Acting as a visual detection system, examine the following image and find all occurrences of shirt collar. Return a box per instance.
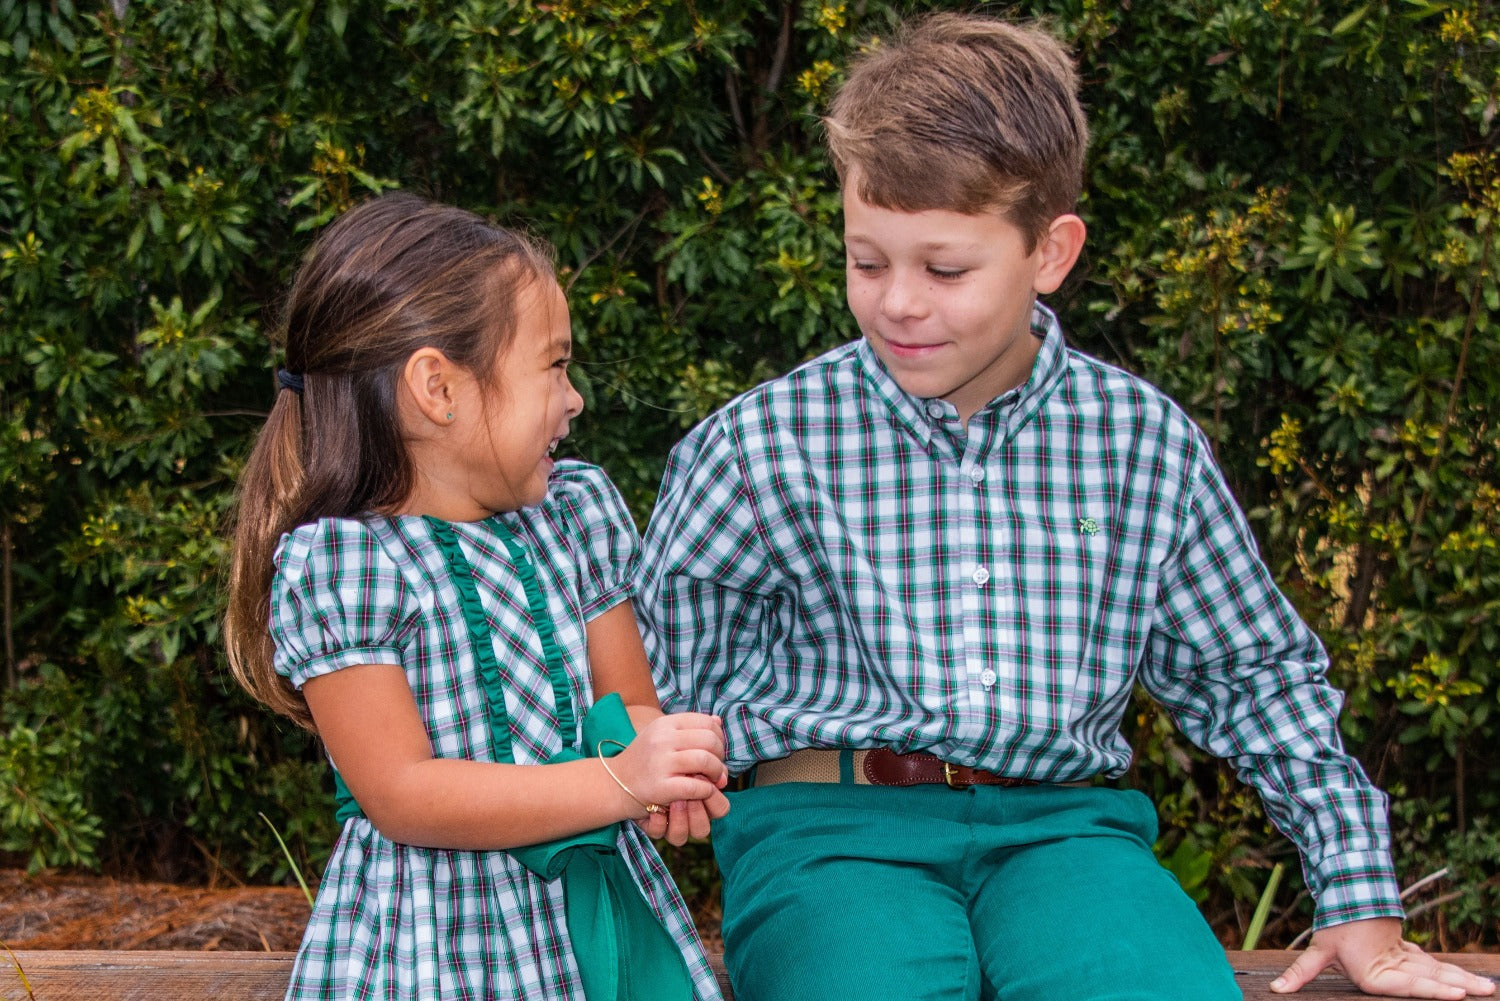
[854,302,1070,454]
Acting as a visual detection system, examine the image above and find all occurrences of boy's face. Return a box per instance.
[842,174,1082,423]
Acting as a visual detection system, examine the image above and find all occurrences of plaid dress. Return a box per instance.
[637,304,1404,930]
[271,461,721,1001]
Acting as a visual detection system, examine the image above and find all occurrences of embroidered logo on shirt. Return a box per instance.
[1078,517,1101,537]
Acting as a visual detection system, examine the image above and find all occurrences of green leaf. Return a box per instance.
[1331,4,1369,35]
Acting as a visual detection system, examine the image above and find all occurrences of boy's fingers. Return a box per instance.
[664,800,691,846]
[1272,944,1334,994]
[686,800,712,839]
[1425,956,1496,994]
[637,811,668,840]
[1354,956,1492,999]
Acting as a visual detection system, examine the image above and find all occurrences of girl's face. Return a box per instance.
[461,277,584,513]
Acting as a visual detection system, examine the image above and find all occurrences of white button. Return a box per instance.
[926,402,945,419]
[972,566,990,585]
[968,467,985,483]
[980,669,998,687]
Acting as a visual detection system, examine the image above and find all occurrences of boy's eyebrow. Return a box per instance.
[844,234,986,253]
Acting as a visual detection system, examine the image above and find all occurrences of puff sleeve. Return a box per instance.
[270,519,420,689]
[548,460,641,619]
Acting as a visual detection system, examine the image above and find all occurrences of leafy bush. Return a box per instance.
[1,0,1495,945]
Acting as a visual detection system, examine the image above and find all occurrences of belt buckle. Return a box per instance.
[942,761,971,790]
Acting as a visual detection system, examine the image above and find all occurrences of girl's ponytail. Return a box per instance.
[225,385,315,729]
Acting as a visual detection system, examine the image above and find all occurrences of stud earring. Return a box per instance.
[446,412,454,422]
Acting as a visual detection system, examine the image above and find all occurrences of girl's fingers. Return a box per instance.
[672,748,728,781]
[665,725,725,758]
[661,775,721,803]
[659,712,722,731]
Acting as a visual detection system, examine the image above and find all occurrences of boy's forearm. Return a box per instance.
[626,703,664,730]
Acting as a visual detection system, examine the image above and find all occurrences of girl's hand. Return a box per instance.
[1271,917,1495,997]
[606,712,726,817]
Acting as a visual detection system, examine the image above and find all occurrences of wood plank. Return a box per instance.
[1232,951,1500,1001]
[6,951,293,1000]
[6,949,1496,999]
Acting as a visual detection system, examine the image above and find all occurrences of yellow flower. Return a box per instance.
[1439,10,1477,44]
[797,60,837,99]
[815,3,847,34]
[696,176,724,215]
[1264,414,1303,476]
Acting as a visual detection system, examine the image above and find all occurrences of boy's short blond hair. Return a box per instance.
[824,13,1089,251]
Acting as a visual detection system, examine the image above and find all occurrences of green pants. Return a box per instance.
[711,781,1240,1001]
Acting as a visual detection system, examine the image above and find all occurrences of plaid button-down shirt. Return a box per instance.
[638,305,1403,928]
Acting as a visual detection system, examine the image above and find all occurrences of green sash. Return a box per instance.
[331,516,694,1001]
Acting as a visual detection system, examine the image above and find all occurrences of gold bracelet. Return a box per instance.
[596,740,665,816]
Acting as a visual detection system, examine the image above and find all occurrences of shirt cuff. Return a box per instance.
[284,645,407,690]
[1310,849,1405,929]
[581,580,633,619]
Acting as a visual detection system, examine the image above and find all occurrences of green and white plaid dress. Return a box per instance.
[638,304,1404,930]
[271,461,721,1001]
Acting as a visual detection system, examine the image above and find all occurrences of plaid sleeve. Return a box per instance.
[270,519,418,689]
[549,460,640,618]
[1139,439,1404,928]
[636,417,779,724]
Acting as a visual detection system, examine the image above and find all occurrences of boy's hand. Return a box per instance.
[1270,917,1496,998]
[650,764,731,845]
[637,787,731,843]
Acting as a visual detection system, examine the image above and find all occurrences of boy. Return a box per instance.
[637,14,1495,1001]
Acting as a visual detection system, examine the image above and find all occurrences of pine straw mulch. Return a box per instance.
[0,868,724,954]
[0,869,311,952]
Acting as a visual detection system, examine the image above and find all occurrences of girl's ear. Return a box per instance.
[400,347,461,428]
[1032,213,1087,295]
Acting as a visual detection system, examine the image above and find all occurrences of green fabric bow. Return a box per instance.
[510,693,695,1001]
[332,692,695,1001]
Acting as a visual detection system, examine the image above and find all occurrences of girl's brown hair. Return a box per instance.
[824,13,1089,252]
[224,193,552,729]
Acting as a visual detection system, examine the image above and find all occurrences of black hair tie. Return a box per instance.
[276,368,305,394]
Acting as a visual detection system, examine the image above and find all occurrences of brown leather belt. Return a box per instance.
[752,748,1072,790]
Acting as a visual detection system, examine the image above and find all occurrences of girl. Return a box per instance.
[225,192,728,1001]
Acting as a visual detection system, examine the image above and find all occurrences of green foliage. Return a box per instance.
[1,0,1496,946]
[0,670,101,873]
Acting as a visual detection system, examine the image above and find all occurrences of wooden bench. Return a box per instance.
[6,949,1497,999]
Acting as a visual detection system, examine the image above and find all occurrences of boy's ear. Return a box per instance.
[400,347,461,428]
[1032,214,1087,295]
